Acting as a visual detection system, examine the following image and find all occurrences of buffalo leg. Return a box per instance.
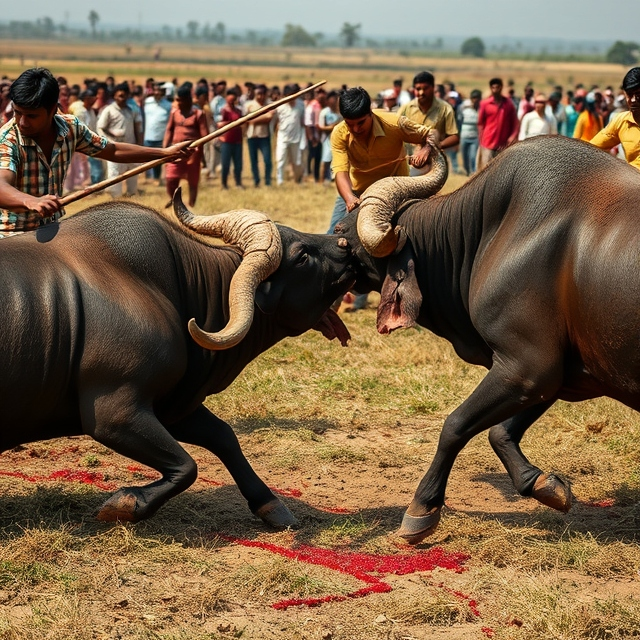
[81,390,198,522]
[170,405,298,529]
[399,365,560,543]
[488,401,572,512]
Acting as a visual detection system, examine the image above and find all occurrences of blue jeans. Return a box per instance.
[460,136,478,176]
[247,136,272,186]
[144,140,163,179]
[88,156,104,184]
[221,142,243,187]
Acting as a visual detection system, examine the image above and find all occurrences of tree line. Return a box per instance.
[1,14,637,65]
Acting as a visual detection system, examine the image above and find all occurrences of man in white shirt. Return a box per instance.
[273,84,304,186]
[519,94,558,140]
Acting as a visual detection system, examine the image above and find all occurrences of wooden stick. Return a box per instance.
[60,80,327,207]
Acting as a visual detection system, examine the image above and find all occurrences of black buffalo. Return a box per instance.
[333,135,640,544]
[1,191,355,528]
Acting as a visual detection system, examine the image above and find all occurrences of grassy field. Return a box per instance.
[0,41,638,639]
[0,39,629,96]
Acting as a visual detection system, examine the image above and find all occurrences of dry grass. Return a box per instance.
[0,39,628,96]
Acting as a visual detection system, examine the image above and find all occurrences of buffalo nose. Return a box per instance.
[337,237,349,248]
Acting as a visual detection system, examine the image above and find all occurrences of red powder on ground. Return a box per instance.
[0,468,116,491]
[220,534,469,610]
[270,487,303,498]
[582,498,616,508]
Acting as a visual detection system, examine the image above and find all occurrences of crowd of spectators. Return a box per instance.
[0,68,636,199]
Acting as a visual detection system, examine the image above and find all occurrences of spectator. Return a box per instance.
[457,89,482,176]
[476,77,519,171]
[517,85,535,121]
[97,82,144,198]
[195,85,215,181]
[273,84,305,186]
[143,82,172,185]
[563,94,583,138]
[380,88,398,112]
[162,83,208,206]
[573,92,603,142]
[546,92,565,135]
[218,87,244,190]
[305,88,324,183]
[318,89,342,184]
[590,67,640,170]
[64,89,96,190]
[393,78,412,106]
[397,71,459,175]
[245,84,273,187]
[0,67,191,237]
[518,94,557,140]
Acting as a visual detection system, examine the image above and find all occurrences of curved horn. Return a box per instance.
[356,136,448,258]
[172,189,283,350]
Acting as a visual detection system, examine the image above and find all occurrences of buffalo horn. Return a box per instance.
[172,188,283,350]
[356,135,449,257]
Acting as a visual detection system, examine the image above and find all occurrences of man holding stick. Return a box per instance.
[0,67,192,237]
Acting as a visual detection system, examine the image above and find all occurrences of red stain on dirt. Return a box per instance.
[0,468,116,491]
[220,534,470,609]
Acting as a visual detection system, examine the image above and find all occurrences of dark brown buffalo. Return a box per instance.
[1,192,355,528]
[333,135,640,544]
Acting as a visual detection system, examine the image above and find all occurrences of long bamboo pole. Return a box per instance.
[60,80,327,207]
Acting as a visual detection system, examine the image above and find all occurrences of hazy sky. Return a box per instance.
[7,0,640,42]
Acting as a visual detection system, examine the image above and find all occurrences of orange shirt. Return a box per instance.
[573,110,603,142]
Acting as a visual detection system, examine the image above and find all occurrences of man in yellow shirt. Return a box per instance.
[328,86,433,233]
[590,67,640,170]
[398,71,459,174]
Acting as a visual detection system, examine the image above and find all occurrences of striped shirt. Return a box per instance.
[0,113,107,235]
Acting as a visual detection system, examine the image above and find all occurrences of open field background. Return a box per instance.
[0,42,639,639]
[0,40,629,95]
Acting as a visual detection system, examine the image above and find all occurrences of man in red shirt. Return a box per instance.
[477,78,519,171]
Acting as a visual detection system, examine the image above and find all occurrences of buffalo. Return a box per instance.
[333,135,640,544]
[1,191,355,528]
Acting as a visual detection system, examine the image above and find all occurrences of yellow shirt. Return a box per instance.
[330,110,431,193]
[573,110,603,142]
[397,97,459,141]
[590,110,640,170]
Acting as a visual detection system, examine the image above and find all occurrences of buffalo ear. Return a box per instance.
[255,279,284,315]
[376,243,422,335]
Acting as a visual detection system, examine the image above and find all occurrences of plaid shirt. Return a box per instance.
[0,113,107,236]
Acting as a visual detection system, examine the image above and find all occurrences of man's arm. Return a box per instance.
[0,169,61,216]
[96,140,192,163]
[334,171,360,212]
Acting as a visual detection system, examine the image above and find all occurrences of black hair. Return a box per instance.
[413,71,434,87]
[9,67,59,110]
[470,89,482,100]
[195,86,208,98]
[113,82,130,95]
[622,67,640,92]
[489,77,503,87]
[177,84,192,100]
[338,86,371,119]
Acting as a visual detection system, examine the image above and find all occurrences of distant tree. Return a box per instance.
[213,21,226,43]
[340,22,361,48]
[606,40,639,65]
[186,21,199,40]
[461,37,485,58]
[281,24,316,47]
[88,10,99,37]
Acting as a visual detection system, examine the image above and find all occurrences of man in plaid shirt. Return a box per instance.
[0,67,193,237]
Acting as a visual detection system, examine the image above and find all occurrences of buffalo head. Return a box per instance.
[173,189,355,349]
[332,139,449,333]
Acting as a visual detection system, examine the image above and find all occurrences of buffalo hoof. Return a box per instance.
[396,507,441,545]
[97,491,140,522]
[532,473,572,513]
[253,498,300,530]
